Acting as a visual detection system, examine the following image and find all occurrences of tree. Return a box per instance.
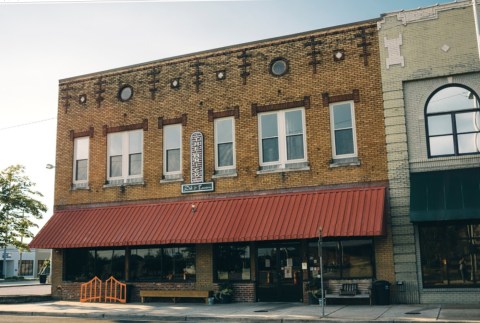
[0,165,47,252]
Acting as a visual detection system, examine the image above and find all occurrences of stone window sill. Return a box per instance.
[329,157,361,168]
[160,175,184,183]
[257,162,310,175]
[71,183,90,191]
[103,178,145,188]
[212,169,238,179]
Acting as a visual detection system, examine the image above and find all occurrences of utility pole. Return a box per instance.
[2,246,6,279]
[317,227,325,317]
[2,212,7,279]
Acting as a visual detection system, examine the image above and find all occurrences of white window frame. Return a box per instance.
[163,124,182,177]
[329,101,358,159]
[106,129,143,184]
[73,136,89,186]
[214,117,236,171]
[258,107,307,168]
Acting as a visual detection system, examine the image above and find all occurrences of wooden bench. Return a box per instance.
[140,290,213,303]
[339,283,359,296]
[324,279,372,304]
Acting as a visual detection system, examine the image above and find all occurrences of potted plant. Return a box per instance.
[215,282,234,303]
[308,278,323,304]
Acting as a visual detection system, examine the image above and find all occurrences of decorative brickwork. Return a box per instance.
[54,20,387,208]
[69,127,94,140]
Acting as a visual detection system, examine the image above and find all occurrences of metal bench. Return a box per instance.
[140,290,213,303]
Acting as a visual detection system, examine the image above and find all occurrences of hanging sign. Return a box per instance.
[181,131,214,194]
[190,131,204,184]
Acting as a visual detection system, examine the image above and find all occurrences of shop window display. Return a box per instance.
[419,223,480,288]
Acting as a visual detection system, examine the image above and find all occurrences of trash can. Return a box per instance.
[373,280,391,305]
[39,274,47,284]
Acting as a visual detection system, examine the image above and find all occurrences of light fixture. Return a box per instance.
[46,164,55,169]
[191,204,196,214]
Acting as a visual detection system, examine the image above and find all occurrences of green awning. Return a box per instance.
[410,168,480,222]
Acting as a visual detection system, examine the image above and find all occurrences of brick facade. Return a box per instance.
[54,20,387,208]
[378,1,480,304]
[49,19,394,303]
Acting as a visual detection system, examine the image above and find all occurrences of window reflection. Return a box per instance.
[130,246,196,281]
[65,248,125,281]
[215,244,251,281]
[64,246,195,282]
[426,85,480,157]
[308,239,373,279]
[419,224,480,288]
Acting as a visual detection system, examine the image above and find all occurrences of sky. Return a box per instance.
[0,0,456,236]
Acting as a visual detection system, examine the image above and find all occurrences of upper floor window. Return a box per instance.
[215,117,235,171]
[73,136,89,187]
[164,124,182,176]
[107,130,143,184]
[258,108,306,168]
[330,101,357,159]
[426,85,480,157]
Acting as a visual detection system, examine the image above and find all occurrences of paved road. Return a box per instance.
[0,283,50,296]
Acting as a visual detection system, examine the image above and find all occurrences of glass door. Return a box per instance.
[257,242,302,302]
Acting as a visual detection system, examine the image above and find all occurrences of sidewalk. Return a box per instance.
[1,300,480,322]
[0,281,51,304]
[0,285,478,322]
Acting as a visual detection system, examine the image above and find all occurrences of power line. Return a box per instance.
[0,0,242,4]
[0,117,56,131]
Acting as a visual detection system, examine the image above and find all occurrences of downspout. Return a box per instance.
[473,0,480,61]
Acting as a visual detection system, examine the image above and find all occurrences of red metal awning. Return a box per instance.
[30,186,386,249]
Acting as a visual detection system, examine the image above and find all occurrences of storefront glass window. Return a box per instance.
[419,223,480,288]
[95,249,125,280]
[215,244,251,281]
[64,248,124,281]
[130,248,162,280]
[308,239,374,279]
[130,246,195,282]
[65,246,195,282]
[18,260,33,276]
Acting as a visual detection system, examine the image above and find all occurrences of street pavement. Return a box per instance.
[0,280,50,296]
[0,282,479,322]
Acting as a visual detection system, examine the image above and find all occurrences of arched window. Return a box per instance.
[426,85,480,157]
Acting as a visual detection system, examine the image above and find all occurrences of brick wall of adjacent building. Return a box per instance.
[378,1,480,304]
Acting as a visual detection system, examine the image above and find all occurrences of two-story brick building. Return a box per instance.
[378,0,480,304]
[30,18,393,303]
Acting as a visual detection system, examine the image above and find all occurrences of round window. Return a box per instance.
[119,85,133,102]
[270,58,288,76]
